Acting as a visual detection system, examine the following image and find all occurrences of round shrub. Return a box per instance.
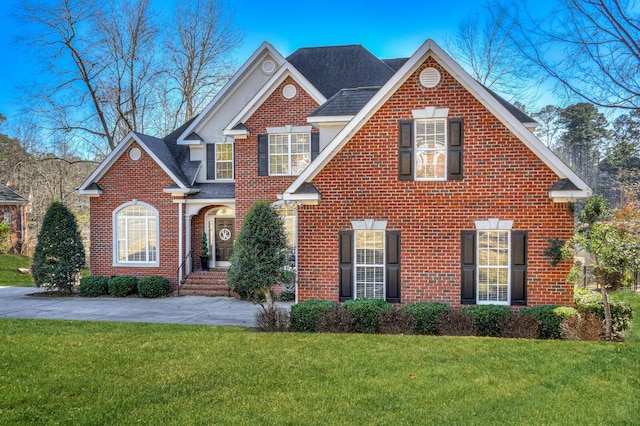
[137,276,171,298]
[290,299,336,332]
[316,307,355,333]
[437,311,478,336]
[342,298,393,333]
[574,288,632,333]
[378,308,417,335]
[108,276,138,297]
[462,305,513,337]
[402,302,451,334]
[278,290,295,302]
[79,276,109,297]
[255,306,290,332]
[521,305,578,339]
[560,313,603,341]
[499,314,540,339]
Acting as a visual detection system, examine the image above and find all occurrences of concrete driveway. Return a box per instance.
[0,286,292,327]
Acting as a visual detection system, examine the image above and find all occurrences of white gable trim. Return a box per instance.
[177,42,287,144]
[223,64,326,133]
[78,132,188,194]
[283,39,590,200]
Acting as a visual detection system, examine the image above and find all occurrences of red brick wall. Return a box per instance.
[236,76,320,231]
[89,142,182,288]
[295,57,575,307]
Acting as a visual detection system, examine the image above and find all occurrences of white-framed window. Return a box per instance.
[415,118,447,180]
[215,142,234,180]
[355,230,385,299]
[477,230,510,304]
[3,212,11,225]
[114,202,158,266]
[269,133,311,176]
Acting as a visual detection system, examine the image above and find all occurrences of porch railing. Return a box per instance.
[176,250,193,296]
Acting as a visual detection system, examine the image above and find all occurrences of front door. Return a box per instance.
[214,218,235,262]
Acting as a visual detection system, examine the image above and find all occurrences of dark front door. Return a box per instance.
[215,218,235,262]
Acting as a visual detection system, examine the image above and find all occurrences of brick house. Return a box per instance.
[78,39,590,307]
[0,183,28,254]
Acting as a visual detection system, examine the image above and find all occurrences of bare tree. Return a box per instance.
[532,105,563,149]
[445,4,539,105]
[498,0,640,110]
[164,0,241,126]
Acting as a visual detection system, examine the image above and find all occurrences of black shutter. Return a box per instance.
[339,231,354,301]
[311,133,320,161]
[448,118,463,180]
[206,144,216,180]
[385,231,401,303]
[511,231,528,305]
[461,231,476,304]
[257,134,268,176]
[398,120,413,180]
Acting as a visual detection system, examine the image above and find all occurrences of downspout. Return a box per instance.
[178,200,184,284]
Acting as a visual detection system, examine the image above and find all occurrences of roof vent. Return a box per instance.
[262,59,276,75]
[419,67,441,88]
[282,84,297,99]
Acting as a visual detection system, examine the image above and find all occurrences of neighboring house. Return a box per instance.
[78,39,590,307]
[0,183,28,254]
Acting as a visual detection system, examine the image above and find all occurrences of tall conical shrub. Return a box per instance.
[32,201,85,293]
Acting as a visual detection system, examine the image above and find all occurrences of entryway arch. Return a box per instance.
[204,206,235,267]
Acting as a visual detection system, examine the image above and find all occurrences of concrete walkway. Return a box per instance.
[0,286,292,327]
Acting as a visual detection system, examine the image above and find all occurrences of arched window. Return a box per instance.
[113,202,159,266]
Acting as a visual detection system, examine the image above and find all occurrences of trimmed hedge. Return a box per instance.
[138,276,171,298]
[574,288,632,333]
[290,299,336,332]
[79,276,109,297]
[342,298,393,333]
[520,305,576,339]
[402,302,451,335]
[108,276,138,297]
[462,305,513,337]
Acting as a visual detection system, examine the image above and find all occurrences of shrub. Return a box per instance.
[561,313,604,341]
[278,290,295,302]
[138,276,171,298]
[255,306,290,332]
[377,308,416,335]
[499,314,540,339]
[316,307,355,333]
[520,305,575,339]
[0,221,11,253]
[290,299,336,332]
[574,288,632,333]
[461,305,513,337]
[437,311,478,336]
[79,276,109,297]
[108,276,138,297]
[402,302,451,335]
[342,298,393,333]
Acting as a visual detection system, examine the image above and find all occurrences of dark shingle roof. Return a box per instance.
[549,179,580,192]
[382,58,408,71]
[162,117,201,185]
[309,87,380,117]
[287,45,396,99]
[134,132,191,188]
[293,182,321,195]
[483,86,537,125]
[0,184,28,205]
[187,183,235,199]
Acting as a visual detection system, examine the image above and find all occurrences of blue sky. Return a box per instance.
[0,0,552,127]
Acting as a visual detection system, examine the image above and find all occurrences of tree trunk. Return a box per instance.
[600,286,613,341]
[263,286,274,309]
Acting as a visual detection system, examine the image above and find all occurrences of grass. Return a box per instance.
[611,289,640,343]
[1,320,639,424]
[0,254,33,287]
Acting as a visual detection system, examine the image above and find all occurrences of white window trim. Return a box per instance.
[214,141,234,181]
[475,218,512,305]
[113,200,160,267]
[414,117,448,181]
[268,132,311,176]
[352,220,387,299]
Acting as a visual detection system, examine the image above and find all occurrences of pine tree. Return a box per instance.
[32,201,85,292]
[227,200,292,307]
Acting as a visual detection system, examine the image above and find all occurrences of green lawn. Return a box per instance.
[1,320,639,425]
[0,254,33,287]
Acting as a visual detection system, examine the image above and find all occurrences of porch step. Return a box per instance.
[179,269,236,297]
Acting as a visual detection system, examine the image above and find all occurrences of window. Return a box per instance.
[274,203,297,261]
[215,142,234,180]
[3,212,10,225]
[114,203,158,265]
[355,230,385,299]
[206,142,234,180]
[477,230,510,304]
[415,118,446,180]
[269,133,310,175]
